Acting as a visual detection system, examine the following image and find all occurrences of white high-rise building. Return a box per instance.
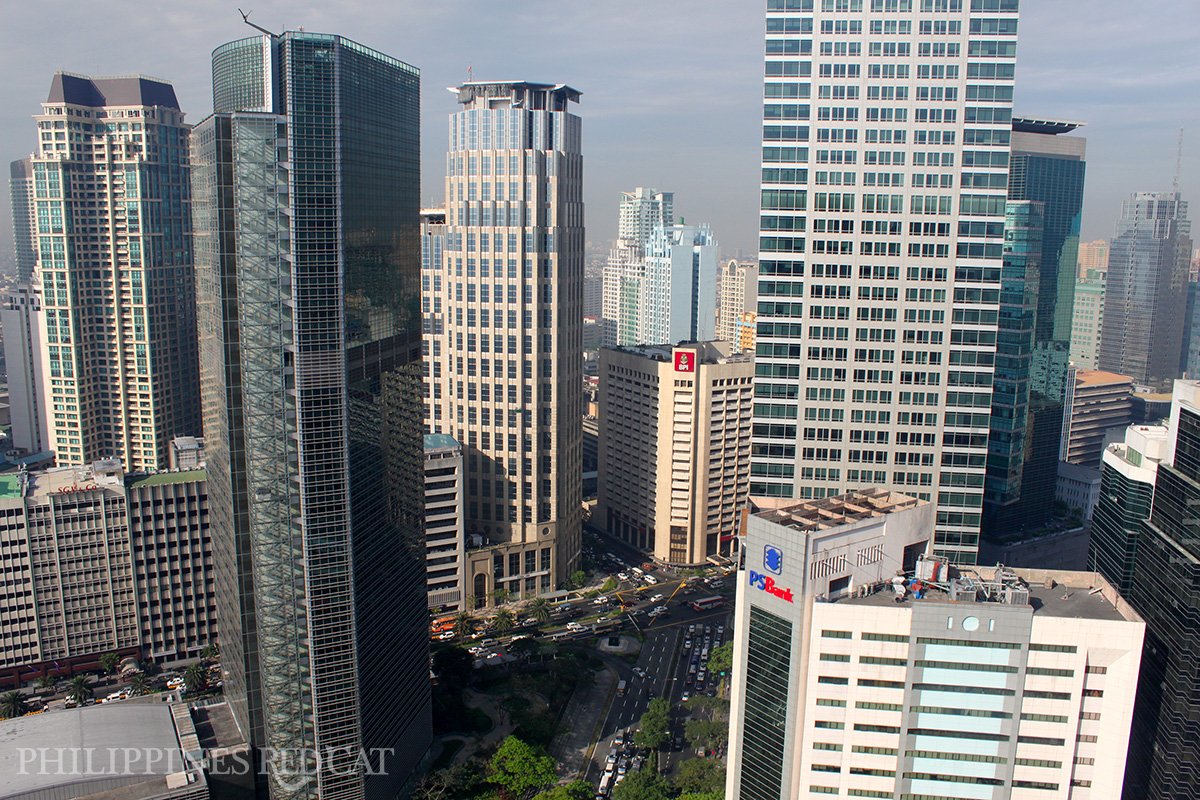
[718,259,759,353]
[618,186,674,244]
[751,1,1019,564]
[1,286,50,453]
[428,81,584,595]
[726,493,1144,800]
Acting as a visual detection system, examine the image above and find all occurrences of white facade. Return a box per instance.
[596,342,753,565]
[618,186,673,245]
[752,1,1020,565]
[718,260,759,353]
[644,223,719,345]
[1070,277,1104,370]
[1,285,50,453]
[428,81,583,591]
[424,434,467,611]
[727,495,1144,800]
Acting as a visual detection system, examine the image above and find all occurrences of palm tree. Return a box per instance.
[183,664,208,695]
[527,598,551,625]
[199,643,220,663]
[452,611,474,638]
[34,675,56,692]
[98,651,121,675]
[491,588,512,606]
[67,676,93,704]
[128,674,151,696]
[492,608,516,634]
[0,691,27,719]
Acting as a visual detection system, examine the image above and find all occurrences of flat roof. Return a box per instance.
[1076,370,1133,386]
[840,568,1133,622]
[0,473,23,499]
[424,433,461,451]
[757,489,924,532]
[1012,116,1085,135]
[0,703,194,800]
[127,469,206,488]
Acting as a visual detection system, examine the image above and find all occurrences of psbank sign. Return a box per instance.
[748,544,794,603]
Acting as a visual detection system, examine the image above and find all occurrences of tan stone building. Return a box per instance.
[597,342,753,565]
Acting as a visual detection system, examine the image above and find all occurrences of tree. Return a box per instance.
[128,673,152,696]
[492,608,516,634]
[532,780,592,800]
[634,698,671,750]
[706,642,733,677]
[0,691,28,719]
[487,736,557,798]
[67,676,93,704]
[492,588,513,606]
[508,637,541,661]
[527,598,552,624]
[568,570,587,590]
[677,793,724,800]
[432,647,474,691]
[34,675,56,692]
[611,769,670,800]
[413,762,484,800]
[453,611,475,638]
[98,652,121,675]
[183,663,208,695]
[673,758,725,794]
[684,719,727,751]
[200,643,220,663]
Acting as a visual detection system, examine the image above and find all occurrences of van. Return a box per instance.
[617,680,627,696]
[631,567,645,576]
[643,575,658,585]
[479,638,499,648]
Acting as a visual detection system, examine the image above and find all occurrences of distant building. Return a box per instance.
[1124,380,1200,798]
[618,187,673,244]
[1,286,49,453]
[1099,192,1192,390]
[1061,369,1133,467]
[717,260,758,354]
[1090,423,1168,595]
[168,435,204,470]
[420,208,448,428]
[597,342,752,565]
[1077,238,1109,280]
[727,492,1144,800]
[0,460,212,684]
[1130,388,1172,424]
[1070,275,1105,370]
[424,434,466,612]
[1054,460,1100,521]
[8,158,36,283]
[0,703,209,800]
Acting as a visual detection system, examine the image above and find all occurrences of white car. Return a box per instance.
[643,575,659,585]
[650,594,664,603]
[566,621,584,631]
[436,631,454,640]
[632,667,647,679]
[593,596,609,605]
[617,572,630,581]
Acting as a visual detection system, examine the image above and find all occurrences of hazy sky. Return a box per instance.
[0,0,1197,266]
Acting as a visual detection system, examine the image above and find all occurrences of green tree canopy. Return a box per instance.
[0,691,28,719]
[531,779,592,800]
[634,697,671,749]
[611,768,671,800]
[67,676,93,703]
[488,736,557,798]
[183,663,208,695]
[492,608,516,634]
[98,652,121,675]
[677,792,725,800]
[453,611,475,637]
[128,674,152,696]
[673,757,725,794]
[527,598,552,624]
[413,761,484,800]
[706,642,733,676]
[684,718,728,750]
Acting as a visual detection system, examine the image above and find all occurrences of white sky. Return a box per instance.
[0,0,1197,265]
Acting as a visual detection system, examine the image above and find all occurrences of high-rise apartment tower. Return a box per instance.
[751,0,1020,563]
[427,81,584,596]
[191,31,429,800]
[24,74,200,470]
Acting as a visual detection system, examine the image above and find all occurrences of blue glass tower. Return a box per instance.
[192,31,428,800]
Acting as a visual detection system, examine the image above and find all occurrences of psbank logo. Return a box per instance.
[763,544,783,574]
[748,571,794,603]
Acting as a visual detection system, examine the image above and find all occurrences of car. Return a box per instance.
[522,617,538,626]
[617,572,630,581]
[593,596,609,606]
[681,691,691,702]
[436,631,455,640]
[606,753,617,765]
[684,639,693,649]
[653,605,668,614]
[566,621,584,631]
[486,652,503,661]
[632,667,647,679]
[613,734,625,747]
[698,670,707,681]
[643,575,659,585]
[166,677,184,690]
[650,594,664,603]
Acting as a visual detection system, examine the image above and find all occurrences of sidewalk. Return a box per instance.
[549,664,617,779]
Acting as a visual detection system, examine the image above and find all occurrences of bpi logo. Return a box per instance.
[674,350,695,372]
[749,544,794,603]
[763,544,783,574]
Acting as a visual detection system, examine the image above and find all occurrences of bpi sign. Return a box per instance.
[674,350,696,372]
[748,544,794,603]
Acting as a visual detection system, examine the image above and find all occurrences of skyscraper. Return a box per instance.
[717,259,759,353]
[984,118,1086,534]
[1076,237,1109,280]
[1099,191,1192,390]
[191,31,428,800]
[618,186,673,243]
[9,158,36,282]
[1123,380,1200,798]
[427,81,583,602]
[1070,273,1105,369]
[751,0,1019,563]
[24,74,200,470]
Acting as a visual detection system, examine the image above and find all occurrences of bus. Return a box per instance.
[617,680,627,696]
[689,596,724,612]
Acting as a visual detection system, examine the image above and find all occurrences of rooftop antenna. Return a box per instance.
[1174,127,1184,193]
[239,8,277,38]
[467,64,474,83]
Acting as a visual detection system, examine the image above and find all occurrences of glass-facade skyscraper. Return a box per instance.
[1099,191,1192,390]
[751,0,1020,563]
[191,31,428,800]
[983,118,1086,534]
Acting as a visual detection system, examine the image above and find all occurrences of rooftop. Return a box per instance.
[47,72,179,110]
[1076,369,1134,386]
[1011,116,1085,135]
[0,703,201,800]
[127,469,207,489]
[424,433,461,452]
[0,473,22,500]
[451,81,582,106]
[757,489,924,532]
[840,566,1137,623]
